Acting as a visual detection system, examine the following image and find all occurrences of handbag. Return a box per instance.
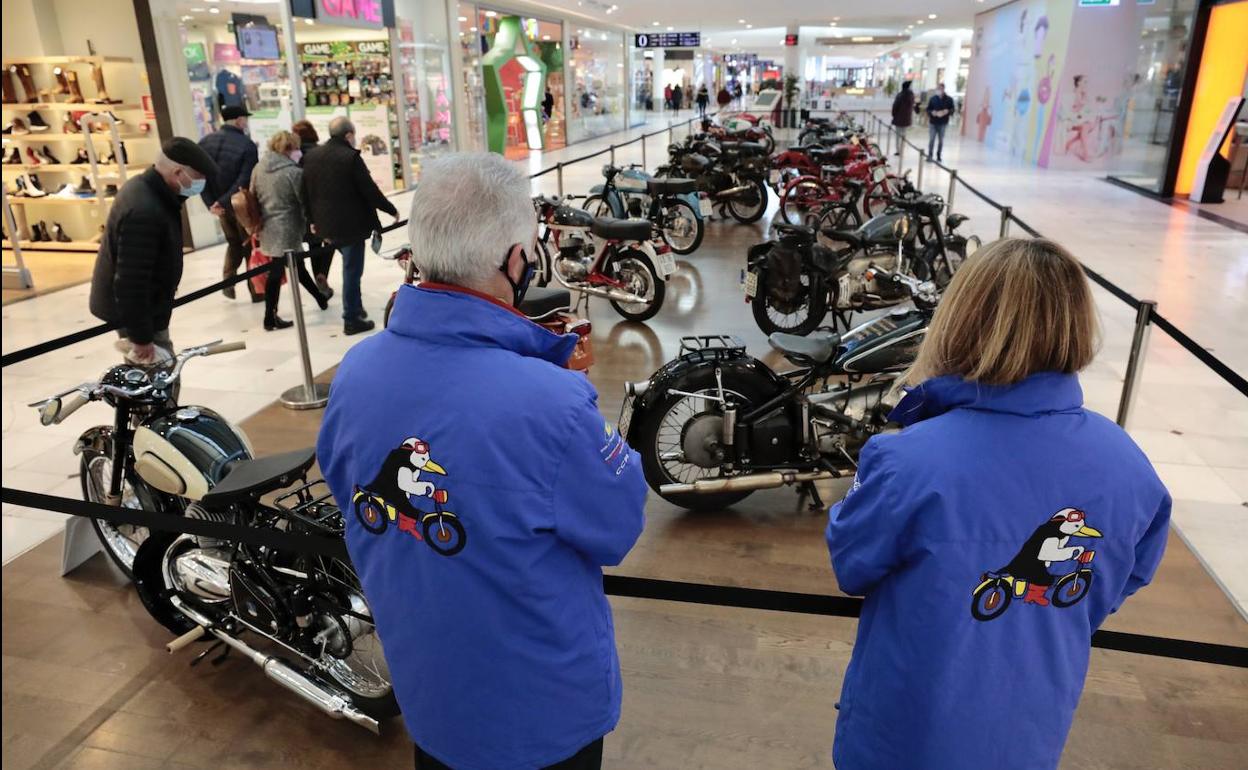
[231,185,263,236]
[247,236,286,296]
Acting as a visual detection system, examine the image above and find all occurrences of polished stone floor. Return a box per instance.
[2,114,1247,769]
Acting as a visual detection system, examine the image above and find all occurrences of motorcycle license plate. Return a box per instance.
[699,198,713,217]
[769,168,781,185]
[657,250,677,277]
[872,166,886,183]
[742,269,759,299]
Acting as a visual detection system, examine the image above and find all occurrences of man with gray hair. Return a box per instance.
[302,115,398,335]
[317,152,646,770]
[90,137,218,364]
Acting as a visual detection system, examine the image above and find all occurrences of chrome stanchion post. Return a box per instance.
[280,250,331,410]
[947,168,957,210]
[609,144,615,165]
[916,150,925,191]
[896,137,905,177]
[641,133,647,169]
[556,162,564,197]
[999,205,1012,237]
[1116,300,1156,428]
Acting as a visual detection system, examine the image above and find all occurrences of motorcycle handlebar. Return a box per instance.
[203,340,246,356]
[54,393,90,423]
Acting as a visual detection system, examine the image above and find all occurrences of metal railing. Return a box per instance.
[855,109,1247,426]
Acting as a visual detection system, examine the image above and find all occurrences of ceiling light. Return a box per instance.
[457,16,467,21]
[484,11,497,17]
[190,6,205,10]
[852,36,873,42]
[208,7,219,13]
[652,22,660,26]
[180,14,193,21]
[917,21,925,25]
[928,13,938,19]
[542,34,550,40]
[731,38,737,44]
[746,24,753,29]
[470,26,477,32]
[829,22,837,26]
[737,19,745,23]
[833,16,840,21]
[304,19,314,24]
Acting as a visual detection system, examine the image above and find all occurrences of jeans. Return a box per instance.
[928,123,947,160]
[338,240,366,320]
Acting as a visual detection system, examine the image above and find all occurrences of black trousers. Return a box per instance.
[414,738,603,770]
[308,232,333,280]
[265,256,326,319]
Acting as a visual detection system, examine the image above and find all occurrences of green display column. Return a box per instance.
[481,16,548,154]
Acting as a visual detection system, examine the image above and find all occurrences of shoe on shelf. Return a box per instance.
[89,225,104,243]
[9,117,30,135]
[264,315,294,331]
[31,222,49,242]
[344,317,376,336]
[24,147,42,166]
[70,148,89,164]
[102,184,118,197]
[51,222,71,242]
[4,147,20,165]
[38,146,61,165]
[63,117,81,134]
[52,183,80,199]
[76,176,96,197]
[26,112,50,132]
[22,174,47,197]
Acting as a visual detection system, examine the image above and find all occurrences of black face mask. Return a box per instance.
[500,246,536,307]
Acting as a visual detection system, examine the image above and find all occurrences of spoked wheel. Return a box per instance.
[779,177,829,225]
[583,194,614,219]
[533,239,553,287]
[1051,571,1093,608]
[971,580,1012,621]
[863,175,899,218]
[421,514,467,556]
[605,248,665,322]
[815,203,863,249]
[751,271,827,336]
[726,179,768,224]
[81,441,158,579]
[353,493,389,534]
[659,199,704,255]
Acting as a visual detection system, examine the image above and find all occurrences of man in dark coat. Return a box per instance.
[302,116,399,335]
[198,105,259,300]
[891,80,916,155]
[925,83,956,162]
[90,138,218,364]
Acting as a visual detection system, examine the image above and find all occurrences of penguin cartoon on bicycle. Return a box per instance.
[351,437,467,556]
[971,507,1102,621]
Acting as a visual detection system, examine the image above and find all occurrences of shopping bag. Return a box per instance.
[248,238,286,296]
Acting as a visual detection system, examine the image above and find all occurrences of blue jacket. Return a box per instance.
[198,124,258,210]
[826,373,1170,770]
[317,283,647,769]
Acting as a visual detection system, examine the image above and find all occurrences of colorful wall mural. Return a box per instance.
[963,0,1149,169]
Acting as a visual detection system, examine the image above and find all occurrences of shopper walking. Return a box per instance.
[890,80,915,155]
[925,83,956,162]
[317,152,646,770]
[825,238,1170,770]
[249,130,328,331]
[717,85,732,111]
[90,138,218,364]
[696,84,709,118]
[291,119,333,299]
[663,84,672,111]
[672,84,683,113]
[198,105,259,301]
[302,116,398,335]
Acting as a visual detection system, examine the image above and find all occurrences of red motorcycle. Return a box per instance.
[699,117,775,154]
[381,246,594,372]
[778,155,901,225]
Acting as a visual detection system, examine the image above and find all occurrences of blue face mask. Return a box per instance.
[178,172,206,198]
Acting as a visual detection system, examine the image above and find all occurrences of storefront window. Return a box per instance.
[394,0,455,182]
[566,26,625,143]
[629,46,654,123]
[1107,0,1198,194]
[456,3,486,152]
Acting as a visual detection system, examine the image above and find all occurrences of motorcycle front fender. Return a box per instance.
[670,192,704,220]
[74,425,115,456]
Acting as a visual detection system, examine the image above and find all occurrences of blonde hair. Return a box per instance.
[903,238,1099,386]
[267,130,300,155]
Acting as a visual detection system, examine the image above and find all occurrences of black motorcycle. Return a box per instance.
[622,272,938,511]
[656,135,771,224]
[744,193,978,336]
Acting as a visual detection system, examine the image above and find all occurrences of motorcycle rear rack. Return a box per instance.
[273,479,342,536]
[678,334,746,359]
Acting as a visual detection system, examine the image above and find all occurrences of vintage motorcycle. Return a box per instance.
[583,164,707,255]
[28,340,249,577]
[621,272,939,511]
[656,135,771,224]
[699,116,776,154]
[380,244,594,371]
[533,195,674,322]
[744,193,979,335]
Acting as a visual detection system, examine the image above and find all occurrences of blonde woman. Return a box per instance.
[825,238,1170,770]
[250,130,327,330]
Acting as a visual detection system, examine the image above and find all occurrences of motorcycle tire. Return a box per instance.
[815,203,863,249]
[583,194,614,219]
[751,270,828,336]
[81,435,163,579]
[659,199,704,255]
[779,176,828,226]
[533,239,553,288]
[863,175,899,218]
[605,248,665,322]
[131,531,203,635]
[727,179,768,224]
[631,366,779,511]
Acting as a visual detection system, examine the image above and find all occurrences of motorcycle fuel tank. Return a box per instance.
[857,210,915,245]
[835,307,928,374]
[132,406,253,500]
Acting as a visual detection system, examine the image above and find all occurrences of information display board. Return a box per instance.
[634,32,700,48]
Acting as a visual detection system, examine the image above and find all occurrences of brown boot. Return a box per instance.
[50,67,70,100]
[64,70,85,103]
[13,65,38,103]
[2,69,16,104]
[90,63,116,104]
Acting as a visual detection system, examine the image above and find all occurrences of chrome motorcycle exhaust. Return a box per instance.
[660,470,837,495]
[169,596,381,734]
[713,184,753,199]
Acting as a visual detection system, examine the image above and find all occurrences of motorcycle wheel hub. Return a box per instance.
[681,413,725,469]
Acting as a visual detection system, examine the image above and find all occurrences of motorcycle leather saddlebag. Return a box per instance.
[766,243,804,302]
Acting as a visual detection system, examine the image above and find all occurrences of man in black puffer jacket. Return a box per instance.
[90,138,218,364]
[199,105,259,300]
[302,116,399,335]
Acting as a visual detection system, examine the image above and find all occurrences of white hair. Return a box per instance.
[409,153,535,290]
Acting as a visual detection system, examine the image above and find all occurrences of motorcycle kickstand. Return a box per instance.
[797,481,826,513]
[189,639,228,667]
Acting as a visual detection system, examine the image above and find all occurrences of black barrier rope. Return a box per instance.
[4,485,1244,669]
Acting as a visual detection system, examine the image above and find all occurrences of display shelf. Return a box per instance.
[3,163,122,173]
[1,132,150,142]
[2,56,133,67]
[2,238,99,252]
[8,196,113,205]
[2,102,142,111]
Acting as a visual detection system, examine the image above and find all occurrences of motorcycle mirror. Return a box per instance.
[39,398,61,426]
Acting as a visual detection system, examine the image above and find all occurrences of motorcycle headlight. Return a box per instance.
[624,381,649,399]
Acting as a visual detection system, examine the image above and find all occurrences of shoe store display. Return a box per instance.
[75,175,95,197]
[31,221,49,241]
[105,141,127,164]
[52,183,80,199]
[24,173,47,197]
[13,65,38,103]
[49,67,71,100]
[51,222,72,242]
[24,147,42,166]
[25,111,50,132]
[2,69,16,104]
[70,148,89,164]
[63,116,81,133]
[90,63,119,104]
[37,146,61,164]
[102,183,118,197]
[10,116,30,135]
[63,69,86,103]
[4,147,20,165]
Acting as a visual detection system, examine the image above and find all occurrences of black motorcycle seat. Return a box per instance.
[647,177,697,195]
[822,228,865,247]
[592,216,652,242]
[769,331,842,364]
[721,140,767,155]
[518,286,571,320]
[774,222,816,241]
[201,447,316,507]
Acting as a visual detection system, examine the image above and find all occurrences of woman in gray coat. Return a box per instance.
[250,130,328,330]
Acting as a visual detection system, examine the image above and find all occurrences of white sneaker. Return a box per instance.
[52,183,79,199]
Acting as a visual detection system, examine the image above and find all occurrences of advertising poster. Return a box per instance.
[305,105,349,143]
[963,0,1150,169]
[350,104,395,192]
[249,108,293,158]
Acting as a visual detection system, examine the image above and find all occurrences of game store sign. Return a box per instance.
[290,0,396,29]
[298,40,391,60]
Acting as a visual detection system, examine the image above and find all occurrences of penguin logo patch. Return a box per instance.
[970,508,1102,622]
[349,437,467,556]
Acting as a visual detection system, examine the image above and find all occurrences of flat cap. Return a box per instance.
[221,105,252,121]
[161,136,219,179]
